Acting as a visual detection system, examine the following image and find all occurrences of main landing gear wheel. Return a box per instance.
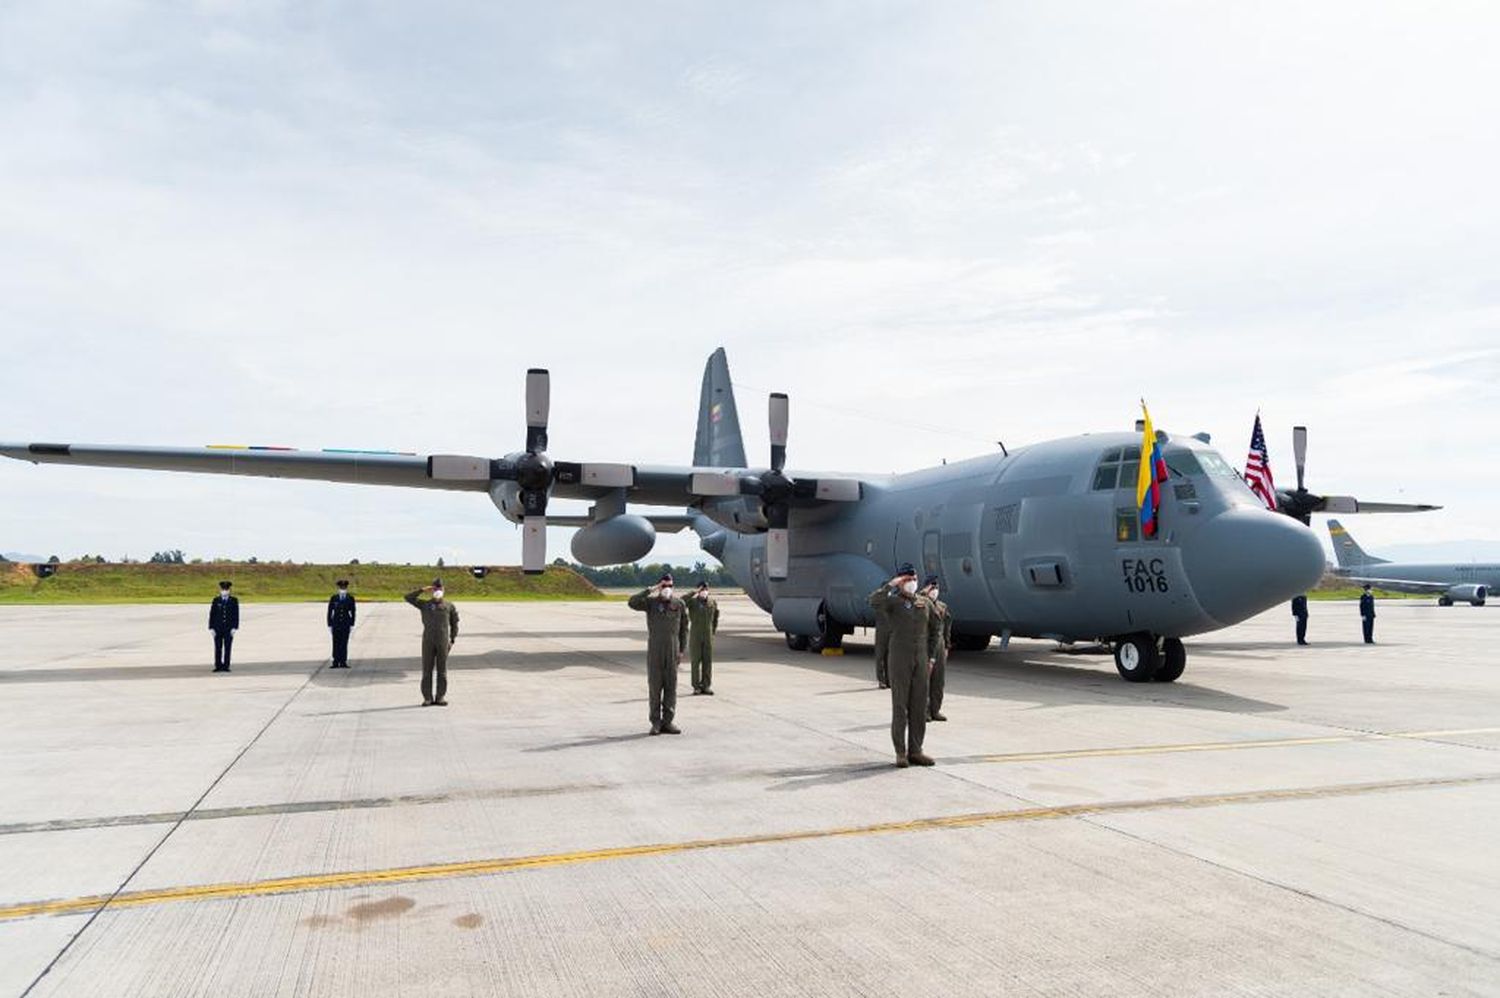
[1153,637,1186,683]
[951,633,991,653]
[1438,596,1453,607]
[806,604,846,652]
[1113,632,1161,683]
[785,633,810,651]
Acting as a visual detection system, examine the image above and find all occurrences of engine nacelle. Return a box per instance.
[570,514,656,566]
[1445,584,1487,606]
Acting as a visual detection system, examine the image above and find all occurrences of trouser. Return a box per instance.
[690,633,713,690]
[1295,617,1307,644]
[928,653,946,717]
[1362,617,1374,643]
[331,627,351,665]
[889,654,929,757]
[421,637,449,701]
[874,622,889,685]
[213,630,234,670]
[648,652,678,725]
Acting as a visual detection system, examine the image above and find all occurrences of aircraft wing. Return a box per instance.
[0,441,487,492]
[0,443,865,509]
[1332,574,1451,594]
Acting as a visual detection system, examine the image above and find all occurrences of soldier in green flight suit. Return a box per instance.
[868,563,939,767]
[923,574,953,722]
[871,565,915,688]
[627,573,690,734]
[685,580,720,696]
[404,579,459,706]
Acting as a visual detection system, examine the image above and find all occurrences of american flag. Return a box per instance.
[1244,414,1278,510]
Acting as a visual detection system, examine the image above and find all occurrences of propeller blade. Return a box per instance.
[526,368,550,454]
[766,527,790,580]
[690,471,744,497]
[1292,425,1307,493]
[812,479,861,501]
[769,392,789,472]
[521,515,547,574]
[1336,500,1443,514]
[427,455,491,481]
[1319,495,1359,514]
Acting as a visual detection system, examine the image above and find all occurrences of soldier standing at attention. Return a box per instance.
[1359,584,1376,644]
[209,580,239,672]
[869,566,938,768]
[405,579,459,706]
[870,565,916,689]
[1291,594,1309,646]
[923,575,952,722]
[327,579,357,668]
[628,573,689,734]
[685,580,720,696]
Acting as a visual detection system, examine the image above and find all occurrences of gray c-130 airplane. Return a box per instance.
[3,348,1416,683]
[1327,520,1496,606]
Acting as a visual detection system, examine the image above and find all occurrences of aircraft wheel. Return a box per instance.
[1438,596,1453,607]
[785,633,810,651]
[1154,638,1186,682]
[1475,599,1487,608]
[1114,633,1160,682]
[952,633,991,653]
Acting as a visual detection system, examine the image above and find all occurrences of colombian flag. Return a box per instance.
[1135,401,1169,538]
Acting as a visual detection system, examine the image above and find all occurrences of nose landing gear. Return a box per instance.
[1112,633,1187,683]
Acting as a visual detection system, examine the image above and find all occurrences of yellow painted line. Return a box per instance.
[2,772,1496,923]
[979,726,1500,765]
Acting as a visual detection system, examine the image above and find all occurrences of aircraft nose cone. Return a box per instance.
[1184,510,1326,626]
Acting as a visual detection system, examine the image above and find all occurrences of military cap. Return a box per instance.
[659,572,674,584]
[218,580,232,589]
[336,579,349,587]
[432,578,443,587]
[897,563,916,577]
[923,574,940,588]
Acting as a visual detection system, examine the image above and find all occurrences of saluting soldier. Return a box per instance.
[627,573,689,734]
[685,580,720,695]
[209,580,239,672]
[869,565,939,767]
[1359,584,1376,644]
[405,579,459,705]
[327,579,357,668]
[870,565,916,688]
[1291,594,1309,646]
[923,575,953,722]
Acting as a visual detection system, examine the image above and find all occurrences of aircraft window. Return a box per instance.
[1115,509,1138,543]
[1102,448,1122,463]
[1092,465,1119,490]
[1195,450,1239,479]
[1164,449,1203,477]
[1118,461,1139,487]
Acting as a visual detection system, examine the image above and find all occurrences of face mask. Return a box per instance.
[928,589,940,601]
[900,579,917,596]
[338,589,348,596]
[432,589,444,600]
[660,587,674,600]
[697,590,707,599]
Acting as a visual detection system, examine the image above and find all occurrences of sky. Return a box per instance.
[2,1,1498,566]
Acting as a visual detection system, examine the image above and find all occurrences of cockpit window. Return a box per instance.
[1194,450,1240,479]
[1093,447,1145,492]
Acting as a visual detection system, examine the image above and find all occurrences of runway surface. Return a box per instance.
[1,596,1497,996]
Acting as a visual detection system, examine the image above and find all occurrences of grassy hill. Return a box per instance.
[0,561,603,605]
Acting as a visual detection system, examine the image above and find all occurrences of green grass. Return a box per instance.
[1308,584,1431,601]
[0,561,603,605]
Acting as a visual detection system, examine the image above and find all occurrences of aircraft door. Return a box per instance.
[978,502,1017,620]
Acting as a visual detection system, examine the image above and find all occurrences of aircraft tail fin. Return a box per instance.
[693,347,748,469]
[1327,519,1388,567]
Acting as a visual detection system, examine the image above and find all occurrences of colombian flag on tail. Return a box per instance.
[1135,401,1169,538]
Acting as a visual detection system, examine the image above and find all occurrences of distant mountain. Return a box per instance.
[2,552,47,564]
[1376,541,1500,563]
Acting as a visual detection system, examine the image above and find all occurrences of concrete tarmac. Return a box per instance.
[1,596,1497,996]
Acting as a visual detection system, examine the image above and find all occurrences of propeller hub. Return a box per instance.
[515,452,553,492]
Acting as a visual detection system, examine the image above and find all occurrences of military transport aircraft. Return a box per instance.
[1327,520,1496,606]
[1,349,1422,684]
